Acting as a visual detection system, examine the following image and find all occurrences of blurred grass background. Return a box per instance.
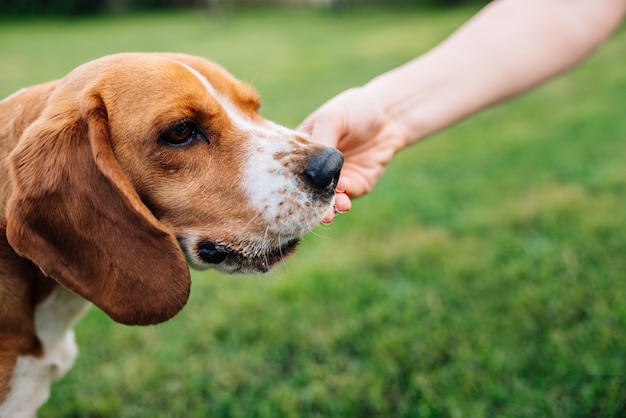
[1,4,625,417]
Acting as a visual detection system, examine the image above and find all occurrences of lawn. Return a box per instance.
[1,5,625,417]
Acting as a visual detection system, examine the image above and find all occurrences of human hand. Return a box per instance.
[298,87,408,223]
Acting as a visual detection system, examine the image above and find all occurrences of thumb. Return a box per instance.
[298,112,344,149]
[337,171,374,200]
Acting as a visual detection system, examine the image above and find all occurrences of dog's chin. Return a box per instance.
[221,239,300,274]
[185,238,300,274]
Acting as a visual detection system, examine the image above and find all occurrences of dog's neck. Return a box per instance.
[0,83,63,403]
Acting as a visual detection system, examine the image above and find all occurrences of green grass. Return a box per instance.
[2,6,625,417]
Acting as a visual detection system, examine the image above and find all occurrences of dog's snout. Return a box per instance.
[302,148,344,190]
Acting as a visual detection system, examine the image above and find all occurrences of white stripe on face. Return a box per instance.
[180,63,259,132]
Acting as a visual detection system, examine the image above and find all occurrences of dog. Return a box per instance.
[0,52,343,417]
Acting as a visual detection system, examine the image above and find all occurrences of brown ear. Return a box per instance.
[6,93,190,326]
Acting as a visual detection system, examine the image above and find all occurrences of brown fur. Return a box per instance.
[0,53,327,404]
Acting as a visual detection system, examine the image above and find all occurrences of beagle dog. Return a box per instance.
[0,52,342,416]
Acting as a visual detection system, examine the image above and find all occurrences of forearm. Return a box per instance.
[365,0,626,146]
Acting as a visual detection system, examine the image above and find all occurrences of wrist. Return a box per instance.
[362,62,439,148]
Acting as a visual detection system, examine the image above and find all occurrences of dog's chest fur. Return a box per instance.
[0,287,89,418]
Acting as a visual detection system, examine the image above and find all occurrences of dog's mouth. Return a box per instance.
[196,238,300,274]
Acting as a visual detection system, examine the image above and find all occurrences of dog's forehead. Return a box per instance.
[89,53,261,120]
[170,57,259,110]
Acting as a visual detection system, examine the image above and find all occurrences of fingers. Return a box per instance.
[321,209,336,225]
[321,178,353,225]
[298,95,348,149]
[321,191,352,225]
[307,119,342,149]
[334,191,352,213]
[321,191,351,224]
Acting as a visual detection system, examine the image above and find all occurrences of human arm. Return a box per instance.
[299,0,626,222]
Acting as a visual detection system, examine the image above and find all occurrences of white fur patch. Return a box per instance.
[0,288,89,418]
[242,129,316,237]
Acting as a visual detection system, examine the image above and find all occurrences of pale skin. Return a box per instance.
[298,0,626,224]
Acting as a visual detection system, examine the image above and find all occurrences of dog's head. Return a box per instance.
[5,53,342,325]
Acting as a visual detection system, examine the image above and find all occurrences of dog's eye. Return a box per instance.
[160,121,204,146]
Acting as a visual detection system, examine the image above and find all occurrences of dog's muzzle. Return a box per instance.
[196,147,343,274]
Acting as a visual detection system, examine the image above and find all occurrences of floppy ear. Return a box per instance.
[6,92,191,326]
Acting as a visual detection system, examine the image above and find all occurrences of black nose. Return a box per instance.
[302,148,344,190]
